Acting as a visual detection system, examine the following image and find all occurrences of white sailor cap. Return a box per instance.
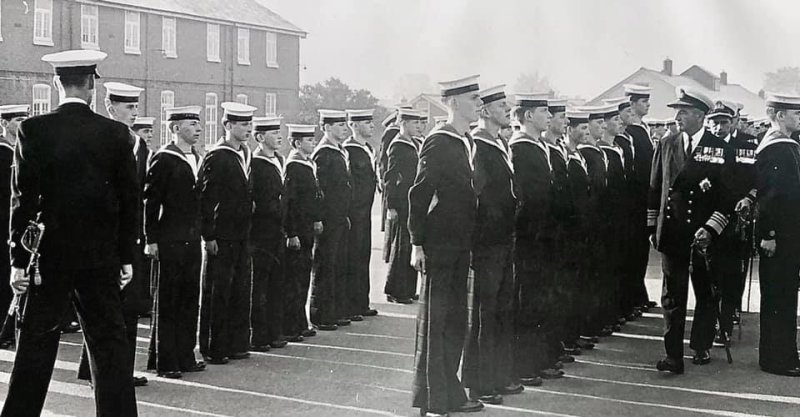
[439,75,480,97]
[165,106,202,122]
[603,96,632,111]
[253,116,282,132]
[104,82,143,103]
[707,100,737,119]
[132,116,155,129]
[479,85,506,105]
[547,98,568,113]
[565,109,590,124]
[397,108,426,121]
[667,86,714,113]
[765,92,800,111]
[287,124,317,138]
[221,102,257,122]
[513,93,550,109]
[739,112,749,122]
[0,104,30,120]
[623,84,652,99]
[318,109,347,125]
[580,104,618,120]
[42,49,107,78]
[346,109,374,122]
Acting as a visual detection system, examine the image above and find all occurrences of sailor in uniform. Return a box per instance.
[132,116,155,149]
[143,105,205,378]
[198,102,257,364]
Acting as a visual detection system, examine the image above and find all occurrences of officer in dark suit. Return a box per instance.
[707,100,757,345]
[410,75,483,416]
[508,93,557,384]
[0,105,29,348]
[311,109,352,330]
[461,85,522,405]
[343,109,379,320]
[2,49,138,417]
[250,116,289,351]
[649,86,732,374]
[383,108,423,304]
[753,93,800,376]
[143,106,205,378]
[283,124,322,341]
[198,102,256,364]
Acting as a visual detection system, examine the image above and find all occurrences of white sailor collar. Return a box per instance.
[286,149,317,177]
[311,136,348,163]
[547,142,568,161]
[472,130,513,172]
[568,151,588,174]
[209,139,251,178]
[578,143,609,169]
[426,124,475,170]
[0,138,13,152]
[343,137,376,164]
[509,132,551,171]
[389,135,419,152]
[755,129,800,154]
[154,143,200,177]
[599,143,624,159]
[253,147,285,178]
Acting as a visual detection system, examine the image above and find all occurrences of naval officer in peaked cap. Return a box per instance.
[3,49,138,417]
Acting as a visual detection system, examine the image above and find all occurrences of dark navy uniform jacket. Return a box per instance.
[283,150,322,239]
[251,151,285,243]
[472,128,515,246]
[384,135,418,216]
[312,137,352,225]
[143,143,201,243]
[754,130,800,252]
[198,139,253,242]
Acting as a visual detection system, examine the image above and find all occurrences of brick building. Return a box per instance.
[0,0,306,150]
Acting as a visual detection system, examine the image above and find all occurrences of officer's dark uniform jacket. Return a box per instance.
[343,138,377,214]
[471,129,515,246]
[312,137,351,224]
[143,143,201,243]
[384,134,419,217]
[408,124,477,250]
[754,130,800,251]
[648,130,732,255]
[11,102,138,270]
[284,150,322,239]
[198,139,253,242]
[251,150,285,243]
[509,131,553,251]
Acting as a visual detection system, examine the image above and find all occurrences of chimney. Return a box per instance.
[662,57,673,76]
[720,70,728,86]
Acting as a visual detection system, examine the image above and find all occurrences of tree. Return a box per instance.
[513,72,557,96]
[297,78,387,125]
[764,67,800,95]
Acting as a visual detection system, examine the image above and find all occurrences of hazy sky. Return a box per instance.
[262,0,800,101]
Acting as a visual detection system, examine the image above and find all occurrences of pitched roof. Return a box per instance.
[98,0,306,37]
[407,93,449,113]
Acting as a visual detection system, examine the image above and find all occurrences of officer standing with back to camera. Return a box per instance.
[2,49,138,417]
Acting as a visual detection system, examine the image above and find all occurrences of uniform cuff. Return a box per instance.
[704,211,728,236]
[647,209,658,228]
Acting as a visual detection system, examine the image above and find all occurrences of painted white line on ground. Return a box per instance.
[0,370,232,417]
[574,358,657,373]
[567,374,800,406]
[250,351,413,374]
[642,312,693,322]
[483,403,582,417]
[294,342,414,358]
[345,332,414,341]
[524,387,768,417]
[613,332,690,345]
[376,311,416,320]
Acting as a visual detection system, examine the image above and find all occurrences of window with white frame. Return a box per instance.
[265,93,277,116]
[80,5,99,49]
[206,23,220,62]
[34,0,53,46]
[32,84,51,116]
[160,91,175,145]
[124,11,141,54]
[162,17,177,58]
[235,94,248,105]
[265,31,278,68]
[205,93,218,146]
[237,28,250,65]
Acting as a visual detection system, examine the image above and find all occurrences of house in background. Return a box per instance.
[589,58,765,120]
[0,0,305,150]
[406,93,448,120]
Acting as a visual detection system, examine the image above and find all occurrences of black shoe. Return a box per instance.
[562,345,582,356]
[412,294,420,301]
[349,315,364,322]
[270,340,288,349]
[576,339,595,350]
[640,305,651,313]
[538,368,564,379]
[599,328,613,337]
[204,356,230,365]
[469,392,502,405]
[612,324,622,332]
[62,321,81,334]
[336,318,351,326]
[181,362,206,372]
[519,376,543,386]
[498,382,524,395]
[732,310,741,325]
[552,361,564,370]
[420,410,448,417]
[581,335,599,344]
[762,366,800,377]
[250,344,271,352]
[301,328,317,337]
[617,316,627,325]
[157,371,182,379]
[362,308,378,317]
[315,323,338,331]
[285,334,304,343]
[626,313,638,321]
[647,301,657,308]
[0,339,14,350]
[692,350,711,365]
[450,400,484,413]
[558,354,576,363]
[133,376,149,387]
[387,295,413,304]
[656,357,684,374]
[230,351,250,360]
